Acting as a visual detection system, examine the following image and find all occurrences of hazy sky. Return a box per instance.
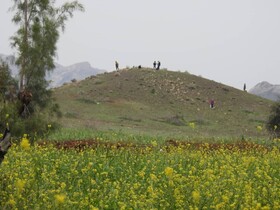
[1,0,280,90]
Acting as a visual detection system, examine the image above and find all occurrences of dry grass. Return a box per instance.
[53,68,273,139]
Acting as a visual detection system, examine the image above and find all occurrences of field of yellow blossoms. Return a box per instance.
[0,136,280,209]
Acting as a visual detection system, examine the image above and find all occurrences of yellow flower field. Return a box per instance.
[0,138,280,209]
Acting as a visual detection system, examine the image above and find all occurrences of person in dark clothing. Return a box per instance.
[115,61,119,70]
[156,61,161,70]
[209,99,215,109]
[153,61,157,69]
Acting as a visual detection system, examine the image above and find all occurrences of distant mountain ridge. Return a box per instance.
[0,53,105,88]
[47,62,105,88]
[249,81,280,101]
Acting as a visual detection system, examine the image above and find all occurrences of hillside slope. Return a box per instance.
[53,68,273,138]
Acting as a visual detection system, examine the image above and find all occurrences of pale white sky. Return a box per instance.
[1,0,280,90]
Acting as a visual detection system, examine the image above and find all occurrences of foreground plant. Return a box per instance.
[0,140,279,209]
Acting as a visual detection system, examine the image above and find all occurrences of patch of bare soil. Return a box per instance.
[37,139,147,151]
[37,139,271,152]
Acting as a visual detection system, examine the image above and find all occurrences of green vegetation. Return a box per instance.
[1,53,279,210]
[2,3,279,210]
[0,0,83,137]
[0,137,279,209]
[266,102,280,138]
[0,61,17,103]
[11,0,84,94]
[47,128,167,144]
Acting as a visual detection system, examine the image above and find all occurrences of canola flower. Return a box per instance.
[192,190,200,204]
[257,125,263,132]
[189,122,195,129]
[164,166,174,177]
[55,194,66,204]
[0,140,279,209]
[20,135,30,150]
[151,140,157,147]
[15,179,26,192]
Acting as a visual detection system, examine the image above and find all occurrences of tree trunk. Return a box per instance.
[20,0,29,91]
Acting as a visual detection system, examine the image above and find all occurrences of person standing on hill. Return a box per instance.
[156,61,161,70]
[115,61,119,70]
[153,61,157,69]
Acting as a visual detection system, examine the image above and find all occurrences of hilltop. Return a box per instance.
[53,67,273,139]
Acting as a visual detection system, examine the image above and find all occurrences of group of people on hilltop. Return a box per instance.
[114,60,161,70]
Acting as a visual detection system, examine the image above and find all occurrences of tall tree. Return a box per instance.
[10,0,84,110]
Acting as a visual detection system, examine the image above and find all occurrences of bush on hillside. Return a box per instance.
[266,102,280,138]
[0,59,62,141]
[0,104,61,142]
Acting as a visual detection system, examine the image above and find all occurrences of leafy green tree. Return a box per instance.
[0,60,17,132]
[266,102,280,138]
[0,61,17,103]
[3,0,83,137]
[10,0,84,110]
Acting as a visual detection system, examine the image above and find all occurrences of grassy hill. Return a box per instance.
[53,67,273,139]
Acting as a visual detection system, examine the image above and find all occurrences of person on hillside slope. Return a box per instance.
[209,99,215,109]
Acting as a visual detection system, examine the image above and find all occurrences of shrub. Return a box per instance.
[266,102,280,138]
[0,100,61,141]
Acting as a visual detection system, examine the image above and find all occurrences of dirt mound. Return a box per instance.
[37,139,271,152]
[38,139,148,151]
